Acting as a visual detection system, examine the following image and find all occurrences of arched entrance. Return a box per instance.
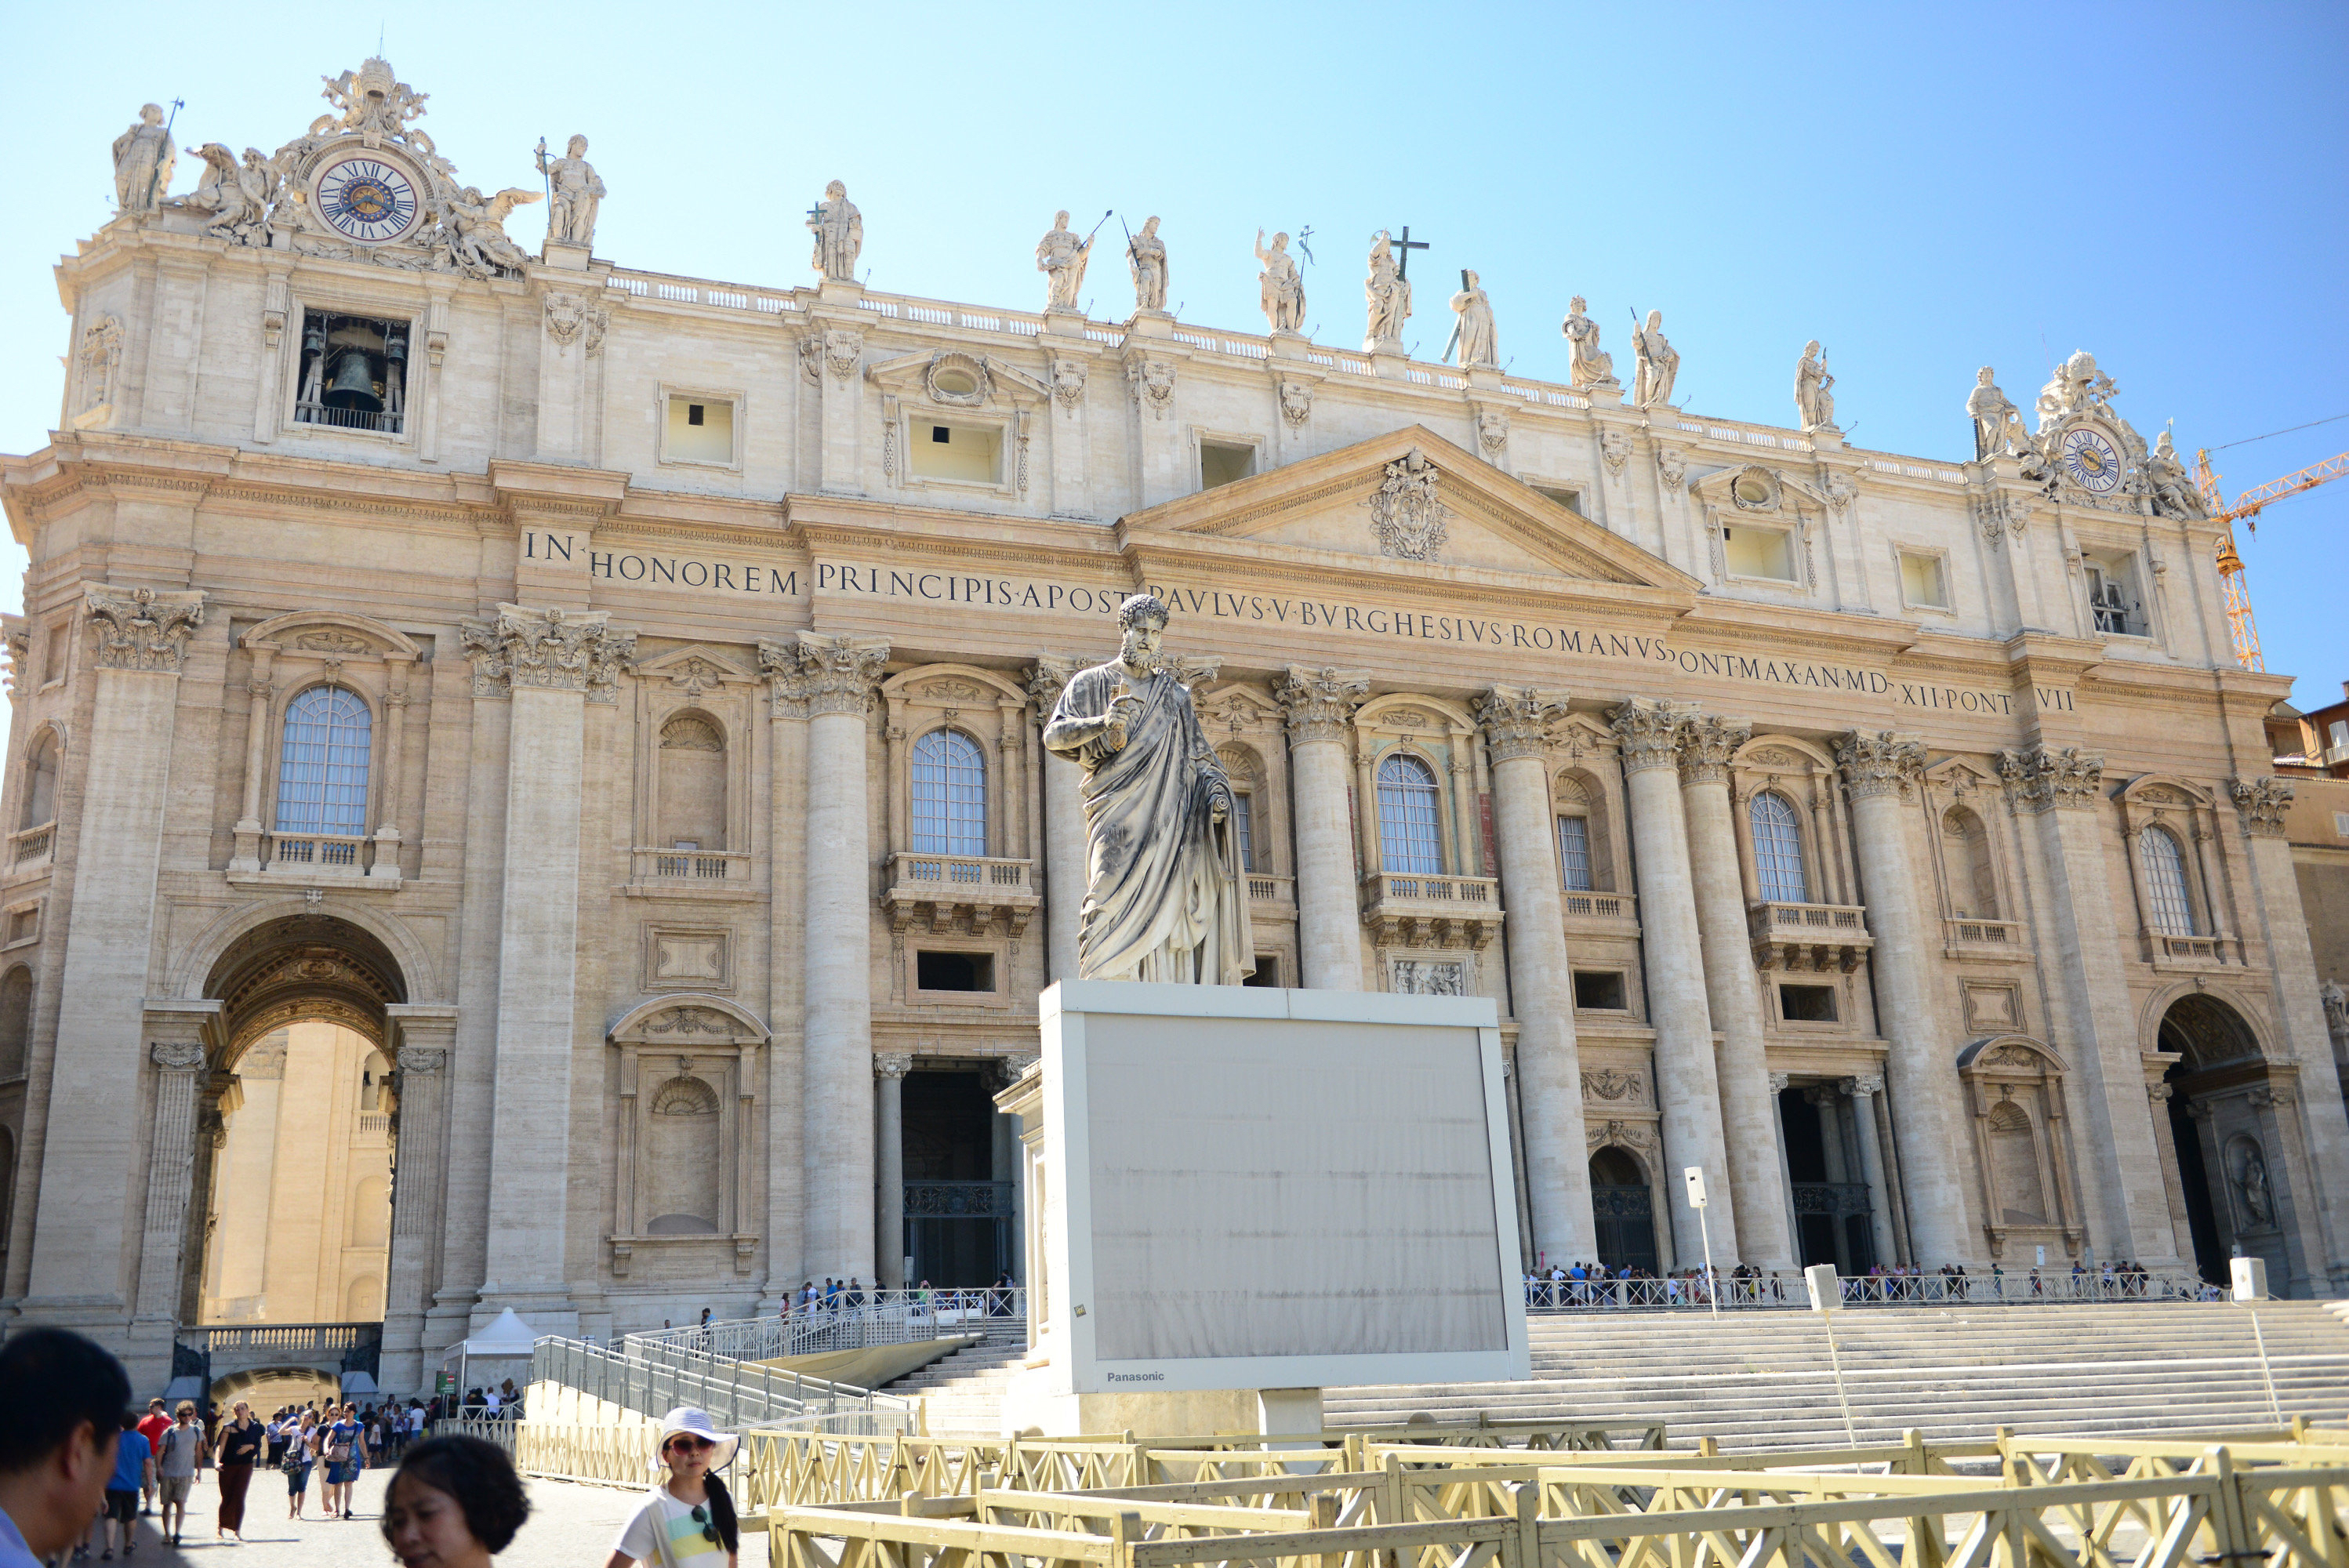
[177,911,412,1391]
[1588,1146,1659,1276]
[2157,993,2299,1293]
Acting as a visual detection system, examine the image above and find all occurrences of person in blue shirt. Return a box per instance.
[100,1414,152,1560]
[0,1328,132,1568]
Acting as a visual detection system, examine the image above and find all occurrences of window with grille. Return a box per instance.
[1556,814,1593,891]
[1377,753,1443,875]
[274,685,372,836]
[910,729,986,856]
[1230,790,1255,872]
[2141,826,2197,935]
[1750,792,1808,903]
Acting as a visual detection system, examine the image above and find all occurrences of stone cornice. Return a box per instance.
[1277,665,1369,745]
[86,584,206,673]
[1677,714,1752,786]
[1835,730,1926,800]
[1476,685,1568,763]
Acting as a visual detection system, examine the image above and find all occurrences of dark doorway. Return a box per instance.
[1588,1146,1659,1276]
[1779,1086,1839,1269]
[2158,996,2267,1290]
[1778,1084,1875,1275]
[2166,1062,2227,1286]
[900,1069,1011,1287]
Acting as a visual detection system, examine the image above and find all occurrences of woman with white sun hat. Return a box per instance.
[604,1406,740,1568]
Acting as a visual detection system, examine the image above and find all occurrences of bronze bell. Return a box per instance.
[321,349,383,413]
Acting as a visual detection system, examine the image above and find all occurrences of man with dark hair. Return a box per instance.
[100,1410,151,1559]
[0,1327,131,1566]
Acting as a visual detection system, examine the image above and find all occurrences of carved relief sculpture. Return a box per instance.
[85,586,207,673]
[1127,357,1174,417]
[1795,340,1837,431]
[1254,230,1305,334]
[808,180,862,281]
[2228,776,2293,837]
[445,186,542,276]
[112,103,178,216]
[1278,379,1313,427]
[1450,270,1498,370]
[537,134,604,248]
[1040,593,1253,985]
[1363,231,1412,351]
[1476,408,1509,459]
[1630,310,1679,408]
[1127,216,1168,314]
[1365,447,1450,561]
[1037,210,1095,311]
[183,143,279,241]
[1561,297,1617,391]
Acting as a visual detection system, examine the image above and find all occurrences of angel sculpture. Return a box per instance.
[184,143,280,241]
[445,186,542,276]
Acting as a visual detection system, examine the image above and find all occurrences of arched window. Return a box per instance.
[911,729,986,856]
[19,733,56,830]
[274,685,372,837]
[1751,792,1808,903]
[1941,806,2000,920]
[1377,753,1443,875]
[657,713,728,851]
[0,967,27,1079]
[2141,826,2197,935]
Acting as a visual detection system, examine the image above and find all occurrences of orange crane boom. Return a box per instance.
[2193,446,2348,672]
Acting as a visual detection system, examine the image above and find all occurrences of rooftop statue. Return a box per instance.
[537,134,604,249]
[1036,209,1094,311]
[1127,216,1167,314]
[808,180,862,282]
[445,186,541,277]
[1255,229,1305,334]
[1560,297,1616,391]
[1630,309,1678,408]
[1795,339,1837,431]
[1363,230,1411,351]
[1966,367,2028,460]
[1041,593,1254,985]
[1450,270,1497,370]
[112,103,176,217]
[183,143,278,242]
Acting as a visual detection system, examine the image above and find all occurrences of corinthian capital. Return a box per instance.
[1475,685,1568,763]
[85,585,206,673]
[1026,655,1079,713]
[1997,743,2104,812]
[2228,775,2293,839]
[1609,696,1692,773]
[1835,730,1926,800]
[1676,713,1752,786]
[873,1051,913,1080]
[770,631,889,717]
[1277,665,1369,745]
[459,604,634,702]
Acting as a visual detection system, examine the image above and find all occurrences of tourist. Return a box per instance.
[608,1407,739,1568]
[0,1329,133,1568]
[699,1307,713,1329]
[212,1399,263,1543]
[320,1403,366,1520]
[132,1403,169,1520]
[153,1403,203,1547]
[282,1409,318,1520]
[380,1435,531,1568]
[90,1409,149,1563]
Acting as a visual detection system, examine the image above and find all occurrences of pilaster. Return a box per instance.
[1039,334,1098,518]
[804,313,867,495]
[379,1005,457,1392]
[874,1053,912,1289]
[1277,666,1370,991]
[1027,659,1085,985]
[132,1008,220,1326]
[1122,340,1188,508]
[1842,1075,1900,1267]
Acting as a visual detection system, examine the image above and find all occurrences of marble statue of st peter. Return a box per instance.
[1043,594,1254,985]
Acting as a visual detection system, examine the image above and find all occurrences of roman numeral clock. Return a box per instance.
[2059,426,2123,495]
[312,153,423,245]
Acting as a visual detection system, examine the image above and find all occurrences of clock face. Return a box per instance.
[2060,428,2123,494]
[314,155,421,245]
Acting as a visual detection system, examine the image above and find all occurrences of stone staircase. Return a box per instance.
[888,1323,1030,1436]
[1328,1301,2349,1449]
[895,1303,2349,1446]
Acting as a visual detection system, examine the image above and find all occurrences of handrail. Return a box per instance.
[529,1335,914,1435]
[630,1287,1025,1363]
[1522,1266,2215,1309]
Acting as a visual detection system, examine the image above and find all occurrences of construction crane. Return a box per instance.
[2193,446,2349,671]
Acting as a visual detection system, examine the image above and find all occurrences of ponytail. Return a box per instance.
[703,1472,739,1555]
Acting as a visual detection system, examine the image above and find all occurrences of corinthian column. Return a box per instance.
[1476,687,1596,1265]
[1277,666,1370,990]
[1835,731,1971,1266]
[785,632,889,1279]
[380,1006,457,1394]
[874,1053,912,1288]
[1842,1075,1900,1268]
[27,586,205,1321]
[1610,698,1737,1265]
[463,604,634,1323]
[1027,659,1084,985]
[1678,715,1795,1270]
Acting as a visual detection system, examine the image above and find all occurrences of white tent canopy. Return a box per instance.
[442,1308,539,1362]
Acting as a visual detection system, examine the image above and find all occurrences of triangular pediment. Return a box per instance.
[1124,426,1698,593]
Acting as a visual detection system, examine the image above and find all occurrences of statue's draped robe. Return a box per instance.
[1044,662,1253,985]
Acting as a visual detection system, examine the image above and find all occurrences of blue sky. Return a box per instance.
[3,1,2343,725]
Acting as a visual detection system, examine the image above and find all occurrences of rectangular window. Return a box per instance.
[915,950,993,993]
[5,909,35,946]
[295,310,408,435]
[1200,441,1256,490]
[1534,485,1582,516]
[1572,971,1626,1011]
[1900,551,1949,608]
[663,395,735,464]
[1780,983,1838,1022]
[2333,811,2349,837]
[1556,815,1593,891]
[2084,554,2137,635]
[909,423,1001,483]
[1723,524,1795,581]
[1244,956,1280,988]
[1230,790,1255,873]
[2329,720,2348,755]
[41,625,64,686]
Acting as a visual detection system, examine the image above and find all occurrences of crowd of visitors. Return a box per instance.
[1527,1255,2209,1308]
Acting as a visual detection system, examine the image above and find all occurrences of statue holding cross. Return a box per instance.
[1363,230,1413,351]
[808,180,862,282]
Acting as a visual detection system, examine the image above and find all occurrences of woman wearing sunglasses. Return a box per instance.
[606,1407,739,1568]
